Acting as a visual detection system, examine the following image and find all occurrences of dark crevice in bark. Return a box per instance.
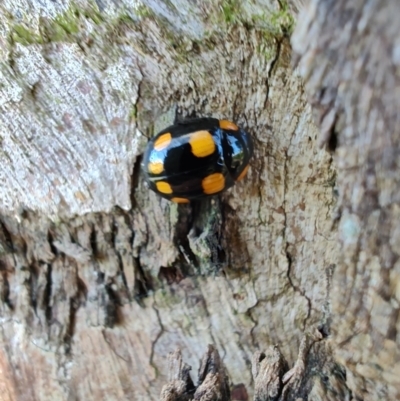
[191,198,226,275]
[76,274,88,308]
[133,255,152,303]
[130,154,143,209]
[387,307,399,341]
[317,323,330,339]
[110,214,117,249]
[327,128,338,152]
[44,262,53,326]
[47,229,59,256]
[0,218,15,252]
[221,201,251,277]
[97,270,105,285]
[173,203,198,273]
[28,263,39,314]
[1,271,13,310]
[104,280,123,328]
[116,250,131,300]
[89,223,98,258]
[64,297,76,354]
[268,38,283,80]
[44,230,57,326]
[158,265,185,285]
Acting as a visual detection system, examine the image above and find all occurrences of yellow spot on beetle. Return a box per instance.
[171,197,190,204]
[219,120,239,131]
[148,161,164,174]
[154,133,172,151]
[236,164,249,181]
[189,130,215,158]
[156,181,173,194]
[202,173,225,194]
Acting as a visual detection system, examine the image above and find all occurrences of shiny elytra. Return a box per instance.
[142,118,253,203]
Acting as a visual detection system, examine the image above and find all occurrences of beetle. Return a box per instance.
[142,117,253,203]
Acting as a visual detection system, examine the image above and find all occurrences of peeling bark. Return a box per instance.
[160,333,351,401]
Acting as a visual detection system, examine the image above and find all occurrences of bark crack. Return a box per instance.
[282,131,312,330]
[101,329,130,363]
[285,250,312,331]
[247,301,260,349]
[0,270,13,310]
[44,262,53,327]
[150,301,165,372]
[268,38,282,80]
[133,255,151,302]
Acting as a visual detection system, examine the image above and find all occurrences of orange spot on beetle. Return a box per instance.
[202,173,225,194]
[156,181,173,194]
[171,197,190,204]
[148,161,164,174]
[219,120,239,131]
[154,133,172,151]
[189,130,216,158]
[236,164,249,181]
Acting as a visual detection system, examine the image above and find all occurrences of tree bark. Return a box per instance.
[0,0,397,400]
[293,0,400,399]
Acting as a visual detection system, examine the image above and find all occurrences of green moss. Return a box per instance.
[9,0,295,50]
[221,0,241,25]
[130,104,138,120]
[268,0,295,35]
[12,24,43,45]
[115,13,135,25]
[9,2,110,46]
[55,10,79,35]
[41,22,67,42]
[132,4,154,19]
[256,32,278,60]
[218,0,295,35]
[83,7,105,25]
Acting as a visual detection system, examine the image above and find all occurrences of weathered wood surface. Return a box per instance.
[0,0,397,400]
[293,0,400,399]
[161,334,351,401]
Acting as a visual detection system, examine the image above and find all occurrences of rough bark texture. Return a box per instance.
[293,0,400,399]
[0,1,336,400]
[0,0,396,400]
[161,333,352,401]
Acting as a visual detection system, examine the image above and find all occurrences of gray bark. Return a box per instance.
[0,0,396,400]
[293,0,400,399]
